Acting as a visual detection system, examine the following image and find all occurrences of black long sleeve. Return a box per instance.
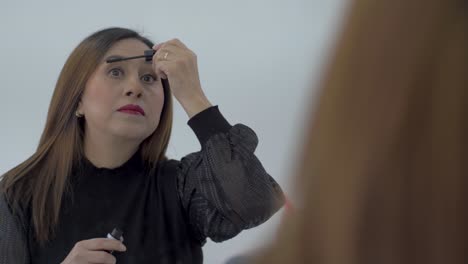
[176,106,285,243]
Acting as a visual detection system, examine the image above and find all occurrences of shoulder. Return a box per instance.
[156,159,182,174]
[0,191,30,263]
[0,190,28,239]
[157,157,199,175]
[150,159,183,188]
[0,191,16,220]
[0,191,27,229]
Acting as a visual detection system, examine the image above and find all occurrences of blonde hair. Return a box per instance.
[257,0,468,263]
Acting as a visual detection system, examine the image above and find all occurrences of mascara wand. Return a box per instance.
[106,50,155,63]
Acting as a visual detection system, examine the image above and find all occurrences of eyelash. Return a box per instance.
[141,74,157,84]
[109,68,123,77]
[108,68,158,83]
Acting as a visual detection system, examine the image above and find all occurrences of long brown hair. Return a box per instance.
[257,0,468,263]
[0,28,173,244]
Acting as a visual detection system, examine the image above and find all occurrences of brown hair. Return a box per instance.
[0,27,173,244]
[256,0,468,263]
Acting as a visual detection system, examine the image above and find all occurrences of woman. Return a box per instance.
[255,0,468,263]
[0,28,284,264]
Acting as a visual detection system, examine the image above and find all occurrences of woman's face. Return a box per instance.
[78,38,164,142]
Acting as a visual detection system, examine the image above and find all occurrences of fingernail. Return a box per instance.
[121,244,127,251]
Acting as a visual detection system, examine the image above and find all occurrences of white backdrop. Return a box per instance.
[0,1,347,263]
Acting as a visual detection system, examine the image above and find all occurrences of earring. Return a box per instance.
[75,110,83,118]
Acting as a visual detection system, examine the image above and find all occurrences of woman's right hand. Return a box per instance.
[60,238,126,264]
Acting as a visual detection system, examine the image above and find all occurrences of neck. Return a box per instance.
[83,130,141,169]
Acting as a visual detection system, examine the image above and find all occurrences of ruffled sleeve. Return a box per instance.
[176,106,285,243]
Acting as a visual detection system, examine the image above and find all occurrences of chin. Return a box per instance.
[110,126,153,141]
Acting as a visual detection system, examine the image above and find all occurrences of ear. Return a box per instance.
[76,100,84,115]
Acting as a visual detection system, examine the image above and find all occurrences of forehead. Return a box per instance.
[105,38,149,56]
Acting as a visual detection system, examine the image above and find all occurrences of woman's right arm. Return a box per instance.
[0,193,30,264]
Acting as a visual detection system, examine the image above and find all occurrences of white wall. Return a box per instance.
[0,1,347,263]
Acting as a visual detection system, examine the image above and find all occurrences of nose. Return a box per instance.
[123,76,143,98]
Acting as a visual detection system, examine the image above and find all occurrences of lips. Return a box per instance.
[117,104,145,116]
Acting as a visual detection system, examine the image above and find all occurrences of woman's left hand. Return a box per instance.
[152,39,212,118]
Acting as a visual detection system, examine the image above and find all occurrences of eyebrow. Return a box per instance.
[105,50,155,63]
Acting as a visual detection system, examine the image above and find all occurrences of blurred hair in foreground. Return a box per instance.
[255,0,468,263]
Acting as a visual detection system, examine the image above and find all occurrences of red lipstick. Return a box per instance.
[117,104,145,116]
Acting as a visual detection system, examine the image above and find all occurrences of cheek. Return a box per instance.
[83,78,119,114]
[150,91,165,117]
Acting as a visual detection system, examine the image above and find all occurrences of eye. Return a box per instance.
[141,74,157,84]
[108,68,123,78]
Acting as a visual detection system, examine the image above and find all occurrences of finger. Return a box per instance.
[152,40,184,53]
[152,46,174,64]
[79,238,126,252]
[154,48,170,61]
[154,39,189,54]
[154,39,184,50]
[152,42,164,51]
[152,50,171,78]
[84,251,116,264]
[153,61,169,79]
[159,44,196,63]
[155,42,194,61]
[167,38,187,49]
